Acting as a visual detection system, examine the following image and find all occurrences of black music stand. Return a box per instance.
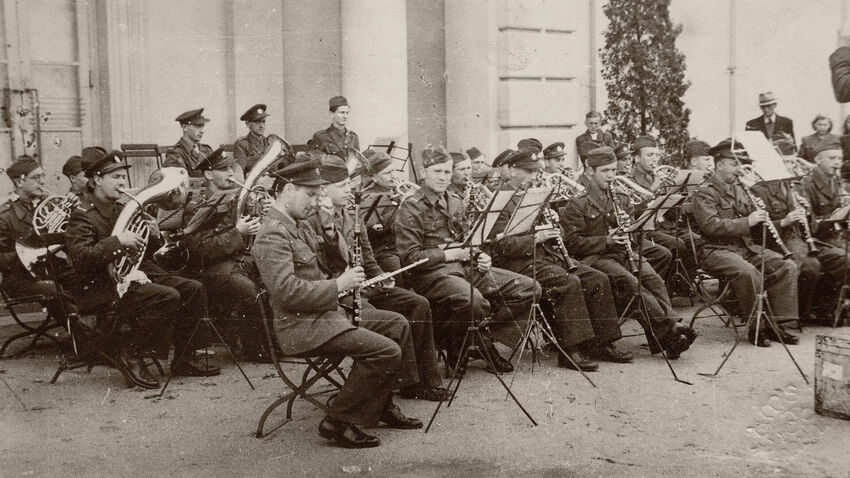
[820,203,850,327]
[659,172,704,301]
[614,190,693,385]
[496,187,597,391]
[425,189,537,432]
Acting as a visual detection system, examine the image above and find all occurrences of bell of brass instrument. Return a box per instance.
[109,167,188,290]
[783,157,816,177]
[236,134,293,220]
[737,177,794,260]
[536,170,586,200]
[391,177,420,202]
[33,190,79,236]
[653,165,679,187]
[610,176,653,206]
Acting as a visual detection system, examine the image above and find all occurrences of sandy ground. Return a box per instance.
[2,303,850,478]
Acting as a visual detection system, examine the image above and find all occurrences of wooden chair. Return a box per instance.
[0,287,62,358]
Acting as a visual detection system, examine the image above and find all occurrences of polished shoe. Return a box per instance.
[123,357,160,389]
[660,333,690,360]
[762,326,799,345]
[318,416,381,449]
[588,344,633,363]
[380,402,423,429]
[469,344,514,374]
[171,359,221,377]
[398,385,453,402]
[672,323,698,346]
[557,350,600,371]
[747,329,771,347]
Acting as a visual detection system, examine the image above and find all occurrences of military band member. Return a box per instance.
[233,104,271,175]
[560,147,696,359]
[614,144,633,176]
[311,95,360,159]
[800,137,845,246]
[485,148,515,191]
[252,154,421,449]
[65,152,218,389]
[542,142,568,175]
[394,146,540,372]
[692,140,800,346]
[62,155,87,196]
[685,140,714,172]
[446,152,472,199]
[164,108,214,178]
[183,148,270,362]
[309,154,450,401]
[490,148,631,369]
[467,146,490,174]
[359,151,405,279]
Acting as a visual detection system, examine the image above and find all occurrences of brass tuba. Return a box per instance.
[33,190,79,236]
[610,176,653,205]
[235,134,293,220]
[109,167,188,293]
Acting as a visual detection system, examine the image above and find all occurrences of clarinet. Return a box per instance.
[464,174,478,230]
[538,208,578,272]
[610,190,640,273]
[350,191,363,327]
[737,178,794,259]
[788,182,818,256]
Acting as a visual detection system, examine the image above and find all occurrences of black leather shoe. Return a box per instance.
[661,334,690,360]
[399,385,453,402]
[123,357,160,389]
[763,326,799,345]
[747,329,771,347]
[318,416,381,449]
[470,344,514,374]
[558,350,600,371]
[588,344,633,363]
[380,403,423,429]
[171,359,221,377]
[672,323,699,346]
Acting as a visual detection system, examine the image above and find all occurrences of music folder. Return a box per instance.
[617,191,685,234]
[495,186,553,239]
[442,189,515,250]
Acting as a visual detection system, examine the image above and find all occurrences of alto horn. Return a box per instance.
[610,176,653,205]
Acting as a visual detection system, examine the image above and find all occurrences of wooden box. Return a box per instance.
[815,333,850,420]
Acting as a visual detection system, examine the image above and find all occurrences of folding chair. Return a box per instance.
[689,270,737,329]
[0,287,62,358]
[255,289,346,439]
[120,144,169,188]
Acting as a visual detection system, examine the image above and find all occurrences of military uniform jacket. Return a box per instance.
[750,181,804,243]
[251,206,355,356]
[310,124,359,158]
[559,180,629,266]
[233,133,269,173]
[575,131,616,161]
[745,114,795,141]
[799,133,841,162]
[800,166,843,237]
[305,207,384,280]
[163,137,213,178]
[0,197,51,282]
[183,188,245,271]
[394,185,468,289]
[360,181,401,259]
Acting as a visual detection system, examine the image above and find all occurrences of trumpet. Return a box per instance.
[653,165,679,187]
[33,189,79,236]
[610,176,653,206]
[535,170,586,201]
[783,157,816,177]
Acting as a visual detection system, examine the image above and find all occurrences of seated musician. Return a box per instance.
[310,96,359,160]
[252,153,421,449]
[614,144,633,176]
[65,151,218,389]
[359,151,408,285]
[485,148,515,191]
[394,145,540,372]
[800,137,846,247]
[0,157,77,326]
[163,108,214,178]
[62,155,88,196]
[685,140,714,172]
[560,147,696,359]
[542,142,568,175]
[467,147,490,175]
[691,139,800,346]
[446,151,472,199]
[307,154,450,401]
[489,148,631,369]
[182,148,270,363]
[232,103,271,176]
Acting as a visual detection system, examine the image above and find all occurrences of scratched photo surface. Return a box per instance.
[2,1,850,477]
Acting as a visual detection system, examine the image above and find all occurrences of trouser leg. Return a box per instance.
[701,249,761,330]
[573,262,622,344]
[531,262,595,349]
[591,257,676,334]
[118,283,181,358]
[641,239,672,279]
[152,275,209,359]
[756,252,799,323]
[471,266,540,348]
[416,273,490,354]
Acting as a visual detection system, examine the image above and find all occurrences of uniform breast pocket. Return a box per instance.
[291,243,318,277]
[718,203,737,219]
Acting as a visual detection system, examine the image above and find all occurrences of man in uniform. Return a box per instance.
[686,140,714,172]
[446,151,472,199]
[614,144,633,176]
[164,108,214,178]
[485,148,515,191]
[467,147,490,174]
[359,151,406,281]
[66,151,218,388]
[560,147,696,359]
[542,142,568,176]
[252,154,421,449]
[800,137,845,247]
[691,139,800,346]
[183,148,270,362]
[394,146,540,372]
[233,104,271,175]
[575,111,617,166]
[309,153,450,401]
[490,148,631,370]
[745,92,795,141]
[576,141,602,188]
[311,96,360,159]
[62,155,87,196]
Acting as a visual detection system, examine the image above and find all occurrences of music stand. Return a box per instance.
[659,175,703,300]
[425,189,537,432]
[614,190,693,385]
[821,203,850,327]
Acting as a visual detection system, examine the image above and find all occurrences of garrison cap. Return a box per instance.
[517,138,543,153]
[319,154,350,183]
[86,150,131,177]
[614,143,631,160]
[492,149,515,168]
[812,136,842,157]
[271,152,327,186]
[196,147,234,171]
[543,142,566,159]
[364,150,393,174]
[421,145,450,169]
[450,152,469,165]
[632,135,658,152]
[466,147,483,160]
[329,96,349,111]
[240,104,269,122]
[577,141,602,159]
[685,140,712,158]
[586,147,617,168]
[507,148,544,171]
[175,108,210,125]
[710,139,751,164]
[6,157,40,180]
[62,155,84,176]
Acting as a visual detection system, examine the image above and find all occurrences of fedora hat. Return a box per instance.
[758,91,778,106]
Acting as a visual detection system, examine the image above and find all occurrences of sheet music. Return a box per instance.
[734,131,795,183]
[621,193,685,233]
[824,202,850,222]
[442,189,514,249]
[500,187,552,238]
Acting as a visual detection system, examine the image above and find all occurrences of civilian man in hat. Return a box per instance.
[233,104,271,175]
[394,145,540,372]
[467,147,490,174]
[745,92,795,141]
[182,147,271,363]
[692,139,800,346]
[0,156,78,333]
[252,153,421,449]
[489,148,631,370]
[311,95,360,159]
[65,151,218,388]
[801,136,847,247]
[164,108,214,178]
[359,151,407,281]
[62,155,87,196]
[575,111,617,165]
[560,147,697,359]
[308,153,450,401]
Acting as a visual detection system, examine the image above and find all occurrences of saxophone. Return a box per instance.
[737,178,794,259]
[610,189,640,273]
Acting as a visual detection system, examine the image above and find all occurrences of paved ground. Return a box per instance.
[1,304,849,478]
